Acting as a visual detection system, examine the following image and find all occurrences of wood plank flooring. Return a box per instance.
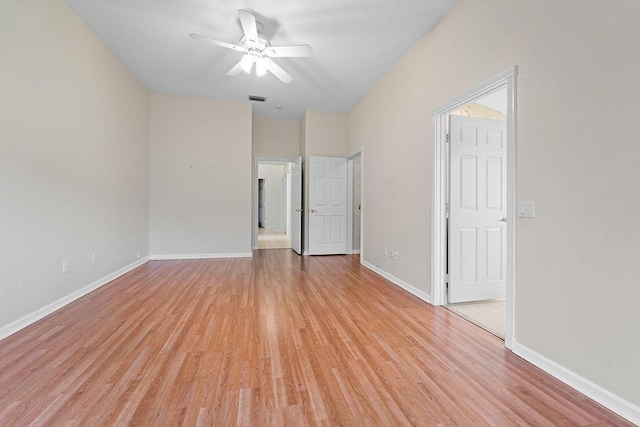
[0,250,631,426]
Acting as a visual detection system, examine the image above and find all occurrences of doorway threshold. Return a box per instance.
[445,298,506,339]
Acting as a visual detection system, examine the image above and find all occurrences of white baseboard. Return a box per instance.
[513,343,640,425]
[348,250,361,255]
[505,334,515,350]
[149,253,253,261]
[361,260,431,304]
[0,257,150,341]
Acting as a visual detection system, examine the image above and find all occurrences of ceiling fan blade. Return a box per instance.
[238,9,258,41]
[265,45,313,58]
[189,33,246,53]
[227,58,246,76]
[265,58,293,84]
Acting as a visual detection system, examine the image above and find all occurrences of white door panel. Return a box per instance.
[291,156,302,254]
[449,116,507,303]
[309,156,347,255]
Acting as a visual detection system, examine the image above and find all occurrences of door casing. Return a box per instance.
[291,156,302,254]
[347,148,364,258]
[431,66,517,349]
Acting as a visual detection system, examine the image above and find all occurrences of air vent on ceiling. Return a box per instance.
[249,95,266,102]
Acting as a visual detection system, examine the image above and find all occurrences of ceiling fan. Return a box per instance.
[189,9,312,84]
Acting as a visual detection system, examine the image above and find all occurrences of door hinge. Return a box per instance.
[445,273,449,284]
[446,133,450,143]
[445,202,450,218]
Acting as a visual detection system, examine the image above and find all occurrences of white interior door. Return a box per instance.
[309,156,347,255]
[285,173,292,236]
[449,115,507,303]
[291,157,302,254]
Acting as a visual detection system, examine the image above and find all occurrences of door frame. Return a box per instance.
[431,66,517,349]
[258,178,265,229]
[254,157,295,250]
[284,172,292,236]
[346,148,364,259]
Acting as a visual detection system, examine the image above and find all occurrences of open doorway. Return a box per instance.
[445,88,508,339]
[347,149,364,258]
[432,67,517,348]
[257,161,292,250]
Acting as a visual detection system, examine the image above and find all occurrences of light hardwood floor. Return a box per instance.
[0,250,630,426]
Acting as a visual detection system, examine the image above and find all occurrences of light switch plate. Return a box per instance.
[519,201,536,218]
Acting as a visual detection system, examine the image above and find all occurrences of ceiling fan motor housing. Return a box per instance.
[240,35,270,53]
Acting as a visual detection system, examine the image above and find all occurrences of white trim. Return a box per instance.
[346,149,364,259]
[360,149,364,262]
[347,159,354,253]
[362,261,431,304]
[347,147,365,263]
[505,68,518,349]
[346,149,362,160]
[431,66,517,349]
[513,343,640,425]
[149,253,252,260]
[0,257,150,341]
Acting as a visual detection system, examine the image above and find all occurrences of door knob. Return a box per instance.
[295,209,300,213]
[500,217,507,222]
[310,209,317,213]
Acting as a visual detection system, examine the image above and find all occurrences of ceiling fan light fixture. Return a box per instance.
[240,55,254,74]
[255,58,267,77]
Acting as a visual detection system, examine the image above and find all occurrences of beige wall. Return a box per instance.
[0,0,149,331]
[301,110,348,252]
[347,0,640,407]
[252,117,299,159]
[149,93,252,256]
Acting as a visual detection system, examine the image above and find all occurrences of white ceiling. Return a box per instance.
[65,0,456,120]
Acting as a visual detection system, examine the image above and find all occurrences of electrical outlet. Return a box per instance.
[62,260,70,274]
[92,251,98,262]
[194,235,199,242]
[392,251,399,261]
